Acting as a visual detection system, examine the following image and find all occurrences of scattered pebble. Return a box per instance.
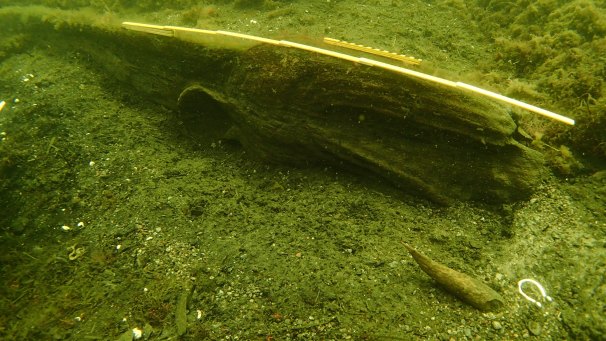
[132,327,143,339]
[528,321,542,336]
[492,321,502,330]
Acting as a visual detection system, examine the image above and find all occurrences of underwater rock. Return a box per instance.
[404,243,504,311]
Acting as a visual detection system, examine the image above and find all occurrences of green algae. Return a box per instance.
[0,2,604,340]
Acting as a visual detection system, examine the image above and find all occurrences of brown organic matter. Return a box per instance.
[404,243,504,311]
[0,6,548,204]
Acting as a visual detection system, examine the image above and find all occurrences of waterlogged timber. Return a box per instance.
[0,6,546,204]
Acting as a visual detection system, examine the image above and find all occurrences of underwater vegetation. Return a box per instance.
[474,0,606,160]
[0,0,283,11]
[0,1,604,340]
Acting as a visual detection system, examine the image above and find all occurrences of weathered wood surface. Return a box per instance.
[217,46,545,203]
[1,7,547,204]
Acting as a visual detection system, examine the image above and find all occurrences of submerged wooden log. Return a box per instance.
[190,45,546,204]
[0,6,548,204]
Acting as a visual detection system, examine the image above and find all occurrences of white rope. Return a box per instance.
[518,278,553,308]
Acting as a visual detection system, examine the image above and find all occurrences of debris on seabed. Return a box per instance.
[404,243,504,311]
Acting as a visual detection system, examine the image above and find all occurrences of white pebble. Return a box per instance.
[132,327,143,339]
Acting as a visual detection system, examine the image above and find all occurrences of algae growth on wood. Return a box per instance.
[0,6,547,204]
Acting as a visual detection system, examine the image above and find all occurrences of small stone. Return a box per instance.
[527,321,542,336]
[132,327,143,340]
[492,321,502,330]
[464,328,472,337]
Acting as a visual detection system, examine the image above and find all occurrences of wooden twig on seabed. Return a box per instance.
[404,243,504,311]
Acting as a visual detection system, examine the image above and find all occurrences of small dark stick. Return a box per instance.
[404,243,504,311]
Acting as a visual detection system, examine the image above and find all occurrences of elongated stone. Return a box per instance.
[405,244,504,311]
